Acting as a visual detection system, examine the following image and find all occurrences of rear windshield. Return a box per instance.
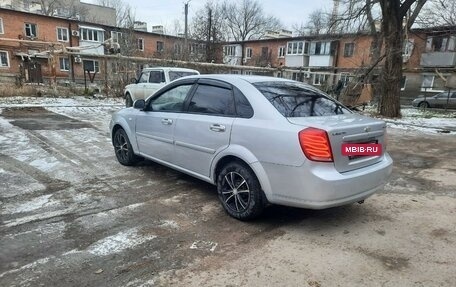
[169,71,198,82]
[253,81,350,117]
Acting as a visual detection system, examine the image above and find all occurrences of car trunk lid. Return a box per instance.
[287,114,387,173]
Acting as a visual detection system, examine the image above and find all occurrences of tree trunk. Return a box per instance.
[379,0,403,118]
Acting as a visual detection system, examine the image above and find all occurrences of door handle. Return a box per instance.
[210,124,226,132]
[161,118,173,125]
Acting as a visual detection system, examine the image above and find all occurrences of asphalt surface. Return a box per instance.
[0,104,455,287]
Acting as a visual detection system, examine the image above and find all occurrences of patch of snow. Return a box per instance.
[2,209,73,228]
[0,96,124,108]
[126,279,156,287]
[1,194,59,214]
[0,257,51,278]
[0,168,46,198]
[189,240,218,252]
[158,220,179,230]
[86,228,157,256]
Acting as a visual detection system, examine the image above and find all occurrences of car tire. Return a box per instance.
[125,93,133,107]
[113,128,140,166]
[217,161,265,220]
[418,101,429,108]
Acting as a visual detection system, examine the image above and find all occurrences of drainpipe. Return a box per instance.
[69,21,75,82]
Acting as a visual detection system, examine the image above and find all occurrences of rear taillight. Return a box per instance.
[299,128,333,162]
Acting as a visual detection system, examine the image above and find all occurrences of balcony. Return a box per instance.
[309,55,334,67]
[420,52,456,67]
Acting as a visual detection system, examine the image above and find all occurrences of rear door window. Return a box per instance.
[149,70,165,83]
[253,81,350,117]
[187,85,235,116]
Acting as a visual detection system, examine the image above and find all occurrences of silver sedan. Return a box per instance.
[110,75,393,220]
[412,91,456,109]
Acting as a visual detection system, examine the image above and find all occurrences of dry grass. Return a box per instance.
[0,85,39,97]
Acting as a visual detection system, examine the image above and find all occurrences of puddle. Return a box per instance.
[1,107,92,130]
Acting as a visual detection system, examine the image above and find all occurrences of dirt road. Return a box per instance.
[0,99,455,287]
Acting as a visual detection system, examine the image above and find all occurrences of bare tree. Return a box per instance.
[293,10,331,36]
[329,0,427,117]
[221,0,282,65]
[96,0,135,28]
[191,1,228,62]
[417,0,456,27]
[36,0,62,16]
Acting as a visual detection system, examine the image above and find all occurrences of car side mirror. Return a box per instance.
[133,99,145,110]
[131,78,137,84]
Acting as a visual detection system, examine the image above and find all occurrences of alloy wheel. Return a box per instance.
[220,171,251,213]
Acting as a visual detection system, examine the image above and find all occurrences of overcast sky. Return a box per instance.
[85,0,333,34]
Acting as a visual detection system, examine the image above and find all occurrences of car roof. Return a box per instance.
[181,74,321,92]
[142,67,199,73]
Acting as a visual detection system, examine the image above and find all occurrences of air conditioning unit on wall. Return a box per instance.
[72,30,80,37]
[74,56,82,63]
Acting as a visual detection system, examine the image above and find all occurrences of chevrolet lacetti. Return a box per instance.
[110,75,393,220]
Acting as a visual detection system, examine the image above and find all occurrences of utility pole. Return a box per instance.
[184,2,189,60]
[206,8,212,62]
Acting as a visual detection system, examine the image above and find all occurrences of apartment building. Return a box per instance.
[0,8,197,84]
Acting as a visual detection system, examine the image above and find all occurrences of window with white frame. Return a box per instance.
[400,76,407,91]
[421,75,434,90]
[245,47,253,58]
[313,73,329,85]
[310,41,331,55]
[426,35,456,52]
[420,74,447,92]
[83,60,100,73]
[59,57,70,71]
[137,38,144,51]
[0,51,9,67]
[343,42,355,57]
[25,23,37,37]
[174,43,182,54]
[81,28,103,42]
[111,31,122,43]
[278,46,285,58]
[223,45,236,56]
[57,27,69,42]
[287,41,307,55]
[0,18,4,34]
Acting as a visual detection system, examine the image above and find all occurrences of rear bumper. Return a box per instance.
[257,153,393,209]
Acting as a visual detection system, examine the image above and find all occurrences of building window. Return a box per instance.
[310,41,331,55]
[287,41,307,55]
[246,47,253,59]
[344,42,355,57]
[313,73,329,86]
[0,51,9,67]
[59,58,70,71]
[400,76,407,91]
[57,27,69,42]
[278,46,285,58]
[426,35,456,52]
[83,60,99,73]
[111,31,122,43]
[137,38,144,51]
[223,45,237,56]
[157,41,164,52]
[340,73,350,87]
[25,23,37,38]
[80,28,103,42]
[0,18,4,34]
[174,43,182,54]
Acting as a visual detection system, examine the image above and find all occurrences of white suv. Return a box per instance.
[124,67,199,107]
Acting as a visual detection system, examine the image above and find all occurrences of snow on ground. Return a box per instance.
[363,107,456,135]
[0,96,124,108]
